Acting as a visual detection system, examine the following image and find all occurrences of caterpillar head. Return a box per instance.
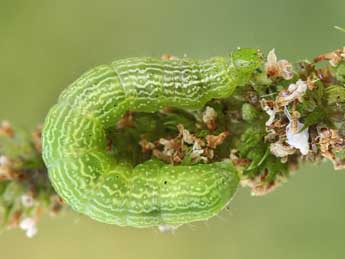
[230,48,263,85]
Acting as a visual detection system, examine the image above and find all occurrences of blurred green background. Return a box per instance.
[0,0,345,258]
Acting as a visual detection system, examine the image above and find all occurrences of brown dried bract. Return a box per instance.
[139,139,155,152]
[161,54,178,60]
[270,142,295,158]
[206,132,230,149]
[50,195,64,216]
[317,127,342,153]
[229,149,251,168]
[240,173,285,197]
[265,49,293,80]
[316,127,345,169]
[316,67,336,85]
[0,121,14,137]
[0,156,17,180]
[8,210,22,228]
[314,48,345,67]
[32,125,42,153]
[202,106,218,131]
[306,77,317,90]
[116,112,134,129]
[177,124,195,144]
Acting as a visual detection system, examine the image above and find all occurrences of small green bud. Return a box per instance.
[241,103,258,122]
[333,61,345,83]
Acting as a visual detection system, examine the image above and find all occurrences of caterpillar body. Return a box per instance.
[42,48,262,227]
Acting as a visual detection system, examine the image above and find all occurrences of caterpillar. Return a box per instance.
[42,48,263,227]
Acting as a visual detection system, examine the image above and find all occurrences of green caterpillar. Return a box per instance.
[42,48,262,227]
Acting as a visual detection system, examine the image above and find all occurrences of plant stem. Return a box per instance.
[1,47,345,236]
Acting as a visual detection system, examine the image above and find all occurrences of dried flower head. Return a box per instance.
[161,54,178,60]
[49,195,64,216]
[202,106,217,131]
[0,155,10,166]
[265,49,293,80]
[158,224,179,232]
[0,155,14,180]
[276,80,308,106]
[19,217,38,238]
[21,194,35,208]
[32,126,42,153]
[316,127,345,169]
[260,99,277,127]
[270,142,295,158]
[116,112,134,129]
[159,138,181,158]
[0,121,14,137]
[206,132,230,149]
[139,139,155,152]
[177,124,195,144]
[284,107,309,155]
[306,77,317,90]
[0,122,63,237]
[144,123,229,165]
[240,174,286,197]
[314,47,345,67]
[191,140,206,161]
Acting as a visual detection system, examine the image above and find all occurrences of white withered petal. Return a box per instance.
[284,106,309,155]
[261,100,276,127]
[277,80,308,106]
[286,121,309,155]
[19,217,38,238]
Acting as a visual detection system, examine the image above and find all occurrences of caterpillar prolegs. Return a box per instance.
[42,48,263,227]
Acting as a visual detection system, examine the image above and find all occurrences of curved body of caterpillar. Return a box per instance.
[42,49,262,227]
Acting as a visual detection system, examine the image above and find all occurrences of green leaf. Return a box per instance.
[262,155,288,182]
[326,85,345,104]
[301,107,327,130]
[332,61,345,84]
[334,25,345,33]
[238,127,265,157]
